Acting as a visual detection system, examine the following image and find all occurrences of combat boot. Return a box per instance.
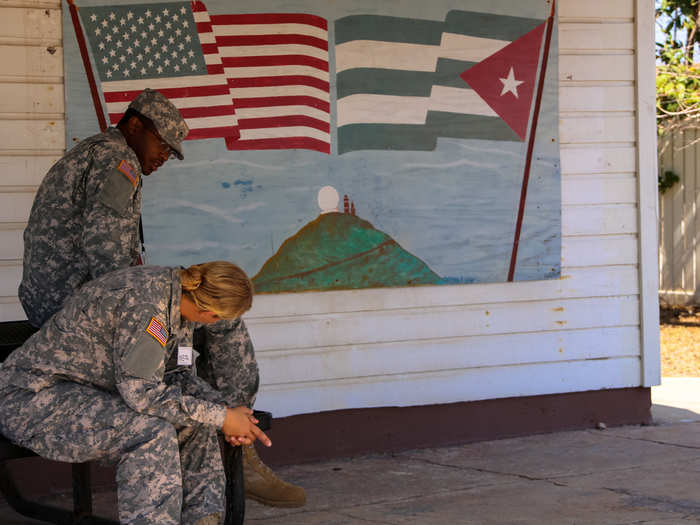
[243,443,306,507]
[194,513,221,525]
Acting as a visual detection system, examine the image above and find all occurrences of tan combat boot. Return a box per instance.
[194,513,221,525]
[243,443,306,507]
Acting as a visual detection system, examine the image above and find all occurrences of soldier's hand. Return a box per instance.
[222,406,271,447]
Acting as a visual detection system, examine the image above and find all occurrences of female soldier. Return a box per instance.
[0,262,270,525]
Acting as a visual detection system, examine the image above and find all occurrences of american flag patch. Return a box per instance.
[117,160,138,187]
[146,317,168,346]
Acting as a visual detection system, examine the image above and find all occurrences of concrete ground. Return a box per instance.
[2,378,700,524]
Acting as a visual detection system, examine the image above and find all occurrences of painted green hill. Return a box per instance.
[252,212,441,293]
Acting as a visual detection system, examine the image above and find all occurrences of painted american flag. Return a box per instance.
[210,11,331,154]
[78,1,240,140]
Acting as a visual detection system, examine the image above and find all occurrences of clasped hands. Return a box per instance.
[221,406,271,447]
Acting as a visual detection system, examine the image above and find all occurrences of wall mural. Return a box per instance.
[63,0,560,293]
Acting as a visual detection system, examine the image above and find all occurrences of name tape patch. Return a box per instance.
[146,317,168,346]
[117,160,138,187]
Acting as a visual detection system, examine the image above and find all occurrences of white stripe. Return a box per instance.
[204,54,222,65]
[193,11,212,23]
[236,105,329,122]
[428,85,496,117]
[223,64,328,80]
[336,41,439,73]
[240,126,329,142]
[105,94,234,114]
[217,44,328,61]
[212,22,327,40]
[103,74,228,90]
[337,94,429,126]
[198,32,216,44]
[229,85,330,102]
[439,33,509,63]
[186,115,239,129]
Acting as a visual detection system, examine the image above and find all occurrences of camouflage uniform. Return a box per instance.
[0,265,258,525]
[19,127,143,328]
[18,88,189,329]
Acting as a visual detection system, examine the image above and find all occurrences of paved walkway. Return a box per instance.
[3,378,700,524]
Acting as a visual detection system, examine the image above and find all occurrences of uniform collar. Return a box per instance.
[169,267,182,335]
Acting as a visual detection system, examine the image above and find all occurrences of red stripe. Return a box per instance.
[196,21,213,33]
[211,13,327,30]
[226,136,330,154]
[234,95,329,113]
[206,63,225,75]
[188,126,241,140]
[109,103,236,121]
[221,54,328,71]
[201,43,219,54]
[215,34,327,51]
[190,1,207,13]
[228,75,329,92]
[103,84,232,103]
[238,115,328,133]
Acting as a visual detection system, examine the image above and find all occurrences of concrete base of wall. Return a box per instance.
[259,387,652,466]
[2,387,650,498]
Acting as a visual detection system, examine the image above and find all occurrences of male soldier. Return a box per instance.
[18,88,305,508]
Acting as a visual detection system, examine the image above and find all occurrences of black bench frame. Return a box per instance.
[0,320,268,525]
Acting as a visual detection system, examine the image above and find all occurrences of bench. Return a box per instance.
[0,320,268,525]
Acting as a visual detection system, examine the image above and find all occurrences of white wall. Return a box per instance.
[0,0,660,418]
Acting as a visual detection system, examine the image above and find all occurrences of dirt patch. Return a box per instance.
[660,306,700,377]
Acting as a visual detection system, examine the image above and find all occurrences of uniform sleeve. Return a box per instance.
[196,318,260,407]
[114,308,227,428]
[82,156,141,280]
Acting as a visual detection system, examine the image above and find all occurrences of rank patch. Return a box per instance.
[146,317,168,346]
[117,160,138,187]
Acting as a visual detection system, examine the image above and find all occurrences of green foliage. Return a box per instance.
[659,169,681,193]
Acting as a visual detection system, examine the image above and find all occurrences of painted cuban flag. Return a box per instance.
[78,1,240,140]
[335,10,547,154]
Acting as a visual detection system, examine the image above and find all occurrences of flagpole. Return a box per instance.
[507,0,556,282]
[67,0,108,132]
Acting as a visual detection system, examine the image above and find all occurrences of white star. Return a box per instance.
[130,61,136,69]
[112,25,119,33]
[161,44,168,52]
[90,13,97,22]
[148,23,155,31]
[145,10,151,18]
[157,65,163,73]
[163,8,169,16]
[172,14,179,22]
[101,20,108,27]
[140,67,147,75]
[116,41,122,48]
[108,12,116,20]
[98,42,105,50]
[175,29,182,36]
[127,47,133,55]
[119,55,126,63]
[112,63,119,71]
[174,64,180,72]
[147,59,154,67]
[165,22,172,29]
[178,43,184,51]
[106,70,113,78]
[499,67,524,99]
[184,35,191,43]
[154,52,161,59]
[182,21,189,28]
[168,36,174,44]
[105,35,112,42]
[181,56,187,64]
[123,69,130,77]
[171,50,178,58]
[108,49,116,57]
[180,7,186,14]
[144,45,151,53]
[101,56,108,64]
[164,58,170,66]
[131,25,137,33]
[137,17,144,24]
[150,37,157,45]
[122,32,130,40]
[127,11,133,20]
[191,63,197,71]
[119,17,126,26]
[134,39,140,47]
[94,28,101,36]
[188,50,194,58]
[155,15,161,23]
[158,30,164,37]
[137,53,143,61]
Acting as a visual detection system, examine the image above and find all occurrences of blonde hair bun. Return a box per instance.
[180,261,253,319]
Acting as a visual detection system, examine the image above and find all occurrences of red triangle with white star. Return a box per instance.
[460,22,545,140]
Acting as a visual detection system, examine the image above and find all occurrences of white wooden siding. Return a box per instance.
[0,0,659,417]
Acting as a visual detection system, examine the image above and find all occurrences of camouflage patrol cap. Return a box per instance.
[128,88,189,160]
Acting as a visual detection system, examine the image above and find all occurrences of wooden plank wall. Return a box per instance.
[0,0,657,417]
[658,127,700,305]
[0,0,64,320]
